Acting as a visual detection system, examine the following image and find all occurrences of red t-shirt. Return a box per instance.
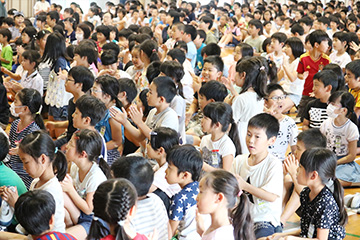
[297,52,331,96]
[101,233,148,240]
[36,231,77,240]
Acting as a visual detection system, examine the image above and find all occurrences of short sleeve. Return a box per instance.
[347,122,359,142]
[159,111,179,132]
[260,158,283,196]
[297,58,304,74]
[85,168,107,193]
[319,120,326,136]
[169,193,185,221]
[232,95,245,122]
[288,118,298,146]
[220,137,236,158]
[316,196,337,230]
[3,47,13,62]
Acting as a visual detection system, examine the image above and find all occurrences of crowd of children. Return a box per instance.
[1,0,360,239]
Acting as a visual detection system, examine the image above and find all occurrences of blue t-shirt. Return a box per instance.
[53,56,70,73]
[186,41,197,69]
[196,43,206,71]
[169,181,198,221]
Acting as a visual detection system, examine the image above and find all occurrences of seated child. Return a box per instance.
[231,113,283,239]
[98,49,131,79]
[111,156,169,240]
[166,145,203,240]
[125,45,144,80]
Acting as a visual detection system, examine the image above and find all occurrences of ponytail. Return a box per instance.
[87,216,111,240]
[139,39,159,62]
[266,58,278,83]
[115,225,131,240]
[98,156,111,179]
[232,193,255,240]
[34,112,46,130]
[254,66,268,98]
[115,98,124,110]
[149,49,160,62]
[333,178,348,226]
[52,150,68,181]
[17,88,45,130]
[229,121,242,156]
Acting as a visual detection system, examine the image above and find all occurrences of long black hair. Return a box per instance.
[328,91,357,125]
[139,39,160,62]
[95,75,123,110]
[17,88,45,130]
[41,32,71,70]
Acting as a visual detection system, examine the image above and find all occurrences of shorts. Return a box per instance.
[78,211,93,234]
[287,93,302,106]
[336,161,360,183]
[232,36,241,46]
[254,221,282,239]
[48,105,68,121]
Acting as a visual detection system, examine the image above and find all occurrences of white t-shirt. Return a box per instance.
[269,116,298,161]
[200,134,236,169]
[329,51,351,69]
[231,153,283,226]
[131,193,169,240]
[232,91,264,154]
[88,15,101,27]
[153,162,181,198]
[33,1,50,14]
[267,52,285,69]
[281,56,303,97]
[181,68,194,105]
[202,225,234,240]
[70,162,107,200]
[30,177,65,233]
[145,107,179,132]
[170,95,186,144]
[20,70,44,96]
[320,118,359,157]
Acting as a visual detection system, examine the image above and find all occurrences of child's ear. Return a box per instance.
[267,136,277,146]
[84,116,91,125]
[325,85,332,93]
[128,204,137,218]
[310,170,319,180]
[216,71,223,80]
[158,146,165,155]
[40,153,47,164]
[159,95,167,104]
[314,42,319,48]
[216,192,225,203]
[80,150,88,159]
[48,214,55,230]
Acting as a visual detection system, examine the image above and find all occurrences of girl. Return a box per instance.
[136,89,154,122]
[96,25,111,53]
[75,23,91,44]
[84,7,101,27]
[64,17,77,44]
[98,50,131,79]
[196,170,255,240]
[320,91,360,187]
[278,37,305,112]
[126,45,144,80]
[21,26,37,49]
[7,88,45,189]
[108,25,119,44]
[228,43,253,85]
[62,129,110,240]
[88,178,149,240]
[36,30,51,91]
[200,102,241,172]
[138,39,160,90]
[1,131,67,232]
[273,148,347,239]
[92,75,124,165]
[218,17,242,48]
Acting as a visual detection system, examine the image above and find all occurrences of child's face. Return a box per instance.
[165,162,183,184]
[147,82,160,107]
[193,34,203,49]
[266,43,273,54]
[109,31,116,41]
[64,21,72,31]
[92,83,108,104]
[266,89,285,114]
[247,24,259,37]
[316,40,329,53]
[131,49,144,69]
[65,74,77,93]
[332,37,344,51]
[294,140,306,160]
[305,41,313,52]
[66,135,80,162]
[264,23,272,32]
[72,108,86,129]
[171,26,183,40]
[284,19,290,28]
[296,164,309,186]
[202,62,221,82]
[312,79,328,99]
[196,178,218,214]
[18,149,43,179]
[14,16,24,26]
[355,51,360,60]
[0,34,6,44]
[345,69,360,90]
[330,21,338,30]
[201,115,214,133]
[283,44,293,57]
[36,20,44,29]
[146,141,159,160]
[233,46,242,62]
[348,23,357,33]
[219,16,227,26]
[63,11,71,19]
[96,32,106,43]
[21,32,30,44]
[234,71,245,87]
[319,22,327,32]
[246,126,275,156]
[270,38,282,52]
[198,94,212,111]
[21,58,34,72]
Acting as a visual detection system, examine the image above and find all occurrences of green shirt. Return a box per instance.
[1,44,13,70]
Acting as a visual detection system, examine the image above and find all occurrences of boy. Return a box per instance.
[73,43,98,77]
[269,32,287,68]
[199,16,217,45]
[182,25,197,69]
[317,16,330,33]
[345,60,360,118]
[111,156,169,240]
[9,11,23,41]
[194,29,206,74]
[46,11,60,30]
[244,19,267,55]
[165,145,203,240]
[231,113,282,239]
[279,17,292,37]
[327,16,339,39]
[0,29,13,73]
[118,78,137,112]
[329,32,351,70]
[290,23,305,43]
[299,16,313,38]
[36,14,47,31]
[302,70,338,130]
[297,30,330,120]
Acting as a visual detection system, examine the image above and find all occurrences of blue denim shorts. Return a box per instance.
[48,105,68,121]
[78,211,93,234]
[254,221,282,239]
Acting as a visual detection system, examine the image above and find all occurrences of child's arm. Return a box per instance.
[202,155,234,172]
[237,176,280,202]
[283,154,305,195]
[186,98,198,125]
[355,106,360,119]
[107,117,123,150]
[1,67,21,81]
[169,220,180,237]
[283,63,298,82]
[337,140,357,165]
[302,119,310,131]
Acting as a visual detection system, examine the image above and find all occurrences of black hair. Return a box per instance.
[152,76,177,103]
[95,75,123,109]
[77,23,91,39]
[328,91,358,125]
[309,30,329,47]
[74,42,98,65]
[19,131,67,181]
[166,145,203,181]
[345,59,360,78]
[248,19,263,35]
[75,95,106,126]
[184,24,197,41]
[203,55,224,72]
[236,43,254,58]
[323,64,345,91]
[199,80,228,102]
[266,83,285,97]
[135,33,151,44]
[271,32,287,43]
[21,26,37,49]
[203,102,241,155]
[236,57,268,99]
[73,129,111,178]
[299,16,313,27]
[174,40,187,53]
[0,133,8,161]
[150,127,179,154]
[100,49,118,65]
[118,29,134,39]
[0,28,11,42]
[139,39,160,62]
[118,78,137,105]
[47,11,60,23]
[318,16,330,26]
[17,88,45,130]
[297,128,326,149]
[197,29,206,42]
[64,17,77,31]
[111,156,154,197]
[102,42,120,57]
[167,48,186,64]
[160,61,185,98]
[64,7,74,15]
[138,26,153,38]
[35,29,50,42]
[284,37,304,59]
[88,178,137,240]
[262,38,271,53]
[146,61,161,84]
[201,43,221,57]
[83,20,95,32]
[53,23,65,36]
[291,23,304,36]
[201,170,255,240]
[300,148,347,226]
[313,70,339,93]
[22,49,41,69]
[200,15,213,29]
[15,190,56,236]
[41,32,71,70]
[3,17,14,27]
[68,66,94,92]
[139,89,154,118]
[96,25,110,40]
[333,31,349,50]
[248,113,279,139]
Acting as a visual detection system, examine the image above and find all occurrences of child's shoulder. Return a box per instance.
[320,52,331,61]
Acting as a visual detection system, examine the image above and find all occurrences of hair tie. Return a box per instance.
[55,147,58,154]
[93,216,99,221]
[259,66,265,71]
[237,189,243,197]
[118,220,125,226]
[152,49,156,52]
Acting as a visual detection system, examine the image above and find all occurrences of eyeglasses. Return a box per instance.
[66,78,75,82]
[91,87,102,93]
[269,95,286,101]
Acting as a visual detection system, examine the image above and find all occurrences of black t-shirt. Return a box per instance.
[304,98,328,128]
[66,97,76,141]
[0,83,9,125]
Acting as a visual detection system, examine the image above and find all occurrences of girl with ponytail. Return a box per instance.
[138,39,160,90]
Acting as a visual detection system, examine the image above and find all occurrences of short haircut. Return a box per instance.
[166,145,203,181]
[118,28,134,39]
[299,16,313,27]
[313,70,338,93]
[3,17,14,26]
[284,37,304,59]
[184,25,197,41]
[68,66,94,92]
[167,48,186,64]
[298,128,326,149]
[0,28,12,42]
[152,76,177,103]
[111,156,154,197]
[197,29,206,42]
[138,26,153,38]
[118,78,137,104]
[100,49,118,65]
[201,43,221,57]
[75,95,106,126]
[248,113,279,139]
[96,25,110,40]
[74,43,98,65]
[309,30,329,47]
[199,80,228,102]
[173,22,185,32]
[346,59,360,78]
[237,43,254,57]
[248,19,263,35]
[15,190,55,236]
[271,32,287,43]
[47,11,59,23]
[200,15,213,29]
[0,133,9,161]
[291,23,304,36]
[204,55,224,72]
[318,16,330,26]
[333,31,349,44]
[150,127,179,154]
[77,23,91,39]
[266,83,285,96]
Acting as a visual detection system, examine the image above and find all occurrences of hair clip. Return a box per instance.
[152,49,157,52]
[150,132,158,136]
[93,216,99,221]
[237,189,243,197]
[54,147,58,154]
[259,66,265,71]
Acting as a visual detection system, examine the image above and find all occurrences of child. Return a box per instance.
[345,60,360,119]
[201,102,241,172]
[111,156,169,240]
[199,16,217,45]
[244,19,266,55]
[265,84,298,161]
[46,11,60,30]
[268,32,287,68]
[166,145,203,240]
[278,37,305,112]
[228,43,253,83]
[62,129,110,240]
[9,11,24,41]
[196,170,255,240]
[297,30,331,120]
[302,70,339,130]
[125,45,144,80]
[98,49,131,79]
[64,17,77,44]
[0,29,13,73]
[88,179,149,240]
[329,32,351,71]
[73,42,98,76]
[320,91,360,187]
[182,25,197,69]
[273,148,347,239]
[95,25,110,53]
[7,88,45,189]
[194,30,206,74]
[218,17,242,48]
[231,113,282,239]
[20,26,37,49]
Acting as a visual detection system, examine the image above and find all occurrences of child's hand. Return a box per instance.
[160,44,168,53]
[191,72,201,92]
[60,174,74,192]
[0,186,18,208]
[1,66,9,74]
[9,141,19,156]
[45,121,56,132]
[58,68,68,81]
[134,71,142,84]
[185,111,193,126]
[195,208,205,236]
[128,105,143,125]
[350,41,360,52]
[10,81,23,93]
[220,76,234,90]
[265,233,284,240]
[303,71,309,80]
[283,154,299,177]
[109,107,128,125]
[146,228,158,240]
[235,175,247,190]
